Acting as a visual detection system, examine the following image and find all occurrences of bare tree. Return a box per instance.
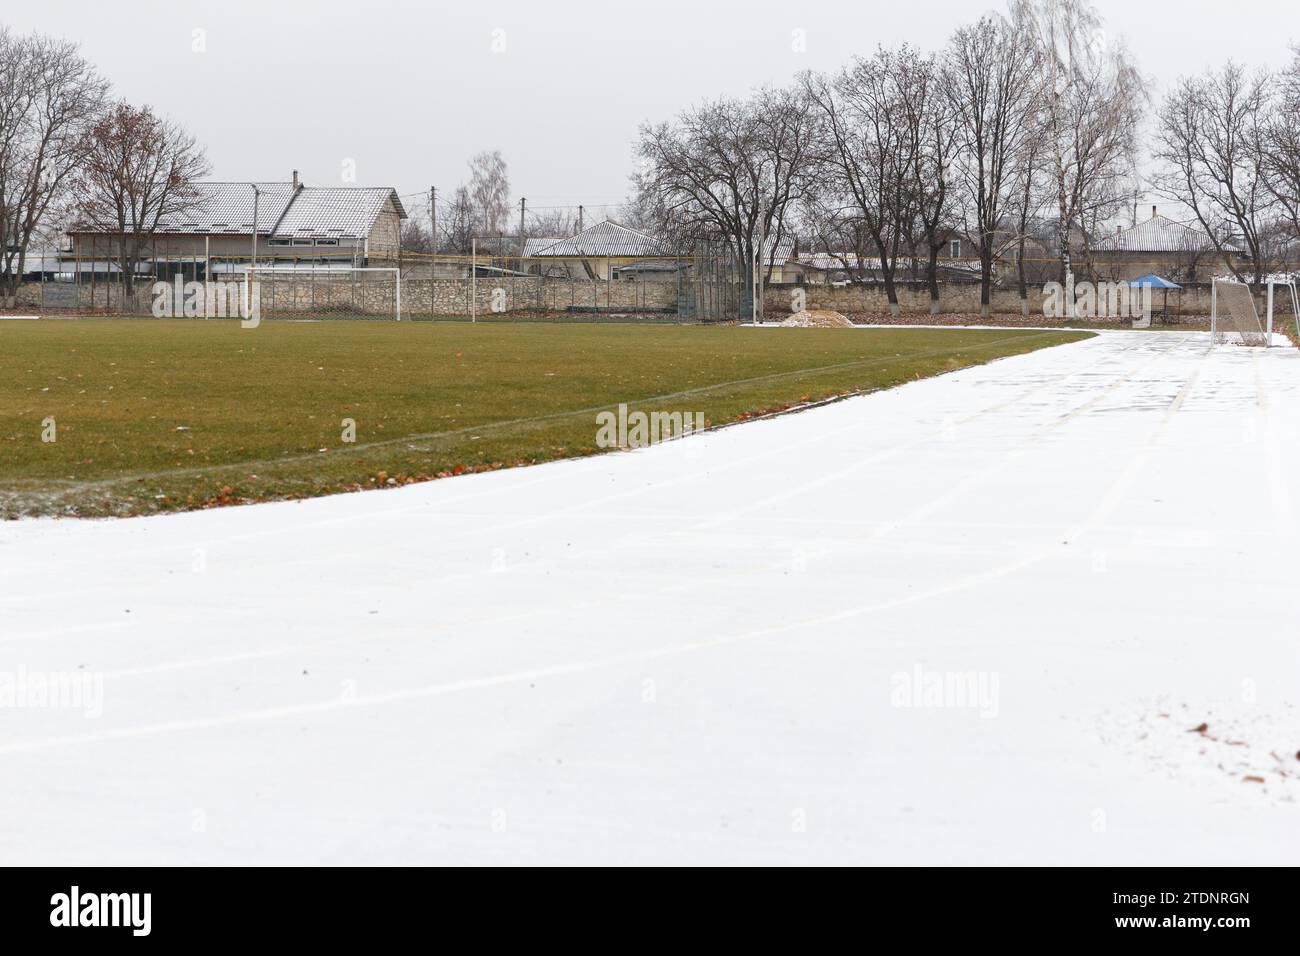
[1154,63,1272,285]
[803,46,932,316]
[906,52,960,313]
[439,184,476,253]
[75,102,209,297]
[0,29,109,307]
[1010,1,1145,294]
[945,15,1042,316]
[637,85,815,317]
[1262,46,1300,253]
[1010,136,1048,312]
[400,217,433,254]
[526,207,577,240]
[467,150,510,237]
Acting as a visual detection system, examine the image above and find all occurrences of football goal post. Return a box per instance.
[1210,279,1269,347]
[242,266,402,320]
[1266,277,1300,342]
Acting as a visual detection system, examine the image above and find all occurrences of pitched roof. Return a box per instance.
[1094,214,1239,254]
[88,182,406,239]
[274,186,405,239]
[796,252,982,275]
[155,183,296,235]
[523,237,565,256]
[532,221,662,257]
[760,235,796,263]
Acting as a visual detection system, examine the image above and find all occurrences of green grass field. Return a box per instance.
[0,319,1091,518]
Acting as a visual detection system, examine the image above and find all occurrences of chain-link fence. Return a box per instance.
[14,248,749,323]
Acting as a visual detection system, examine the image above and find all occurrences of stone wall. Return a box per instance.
[14,276,1293,321]
[12,276,682,317]
[785,280,1287,320]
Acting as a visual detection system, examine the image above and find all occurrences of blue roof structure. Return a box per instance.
[1129,274,1182,289]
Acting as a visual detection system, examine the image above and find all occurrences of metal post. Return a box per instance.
[430,186,436,318]
[1210,280,1217,343]
[1266,279,1274,345]
[250,184,260,271]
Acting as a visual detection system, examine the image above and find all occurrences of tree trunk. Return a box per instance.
[980,245,993,318]
[926,244,941,314]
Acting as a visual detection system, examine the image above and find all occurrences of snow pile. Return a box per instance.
[780,309,854,328]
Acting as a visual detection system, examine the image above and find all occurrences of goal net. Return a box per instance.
[1210,280,1268,346]
[245,266,402,320]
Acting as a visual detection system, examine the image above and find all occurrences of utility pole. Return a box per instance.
[518,197,527,258]
[430,187,437,254]
[436,187,441,317]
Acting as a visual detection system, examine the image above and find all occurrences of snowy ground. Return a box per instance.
[2,330,1298,865]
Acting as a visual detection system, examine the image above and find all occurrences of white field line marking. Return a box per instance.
[95,646,295,680]
[0,620,131,645]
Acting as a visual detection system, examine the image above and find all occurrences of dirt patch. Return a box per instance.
[780,309,854,328]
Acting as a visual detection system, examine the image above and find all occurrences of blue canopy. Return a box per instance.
[1129,274,1182,289]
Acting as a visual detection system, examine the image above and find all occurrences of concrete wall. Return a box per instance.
[366,201,403,259]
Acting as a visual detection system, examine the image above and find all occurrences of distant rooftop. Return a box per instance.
[72,180,406,240]
[532,221,662,257]
[1095,214,1240,254]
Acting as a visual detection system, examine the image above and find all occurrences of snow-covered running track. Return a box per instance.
[3,330,1298,864]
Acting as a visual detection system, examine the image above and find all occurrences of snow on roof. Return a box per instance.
[1094,214,1239,254]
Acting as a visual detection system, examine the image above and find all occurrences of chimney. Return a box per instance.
[292,169,300,191]
[1116,225,1122,237]
[1151,204,1157,219]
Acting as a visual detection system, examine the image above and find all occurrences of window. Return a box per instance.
[269,238,292,247]
[315,238,339,247]
[291,237,313,247]
[949,239,961,258]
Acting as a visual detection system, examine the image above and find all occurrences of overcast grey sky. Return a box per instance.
[4,0,1297,221]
